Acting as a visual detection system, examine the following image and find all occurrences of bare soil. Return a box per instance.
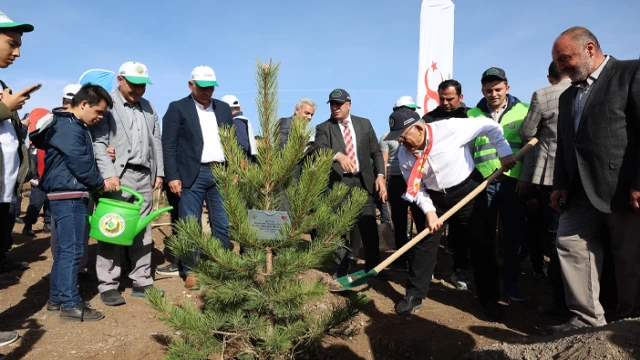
[0,196,635,359]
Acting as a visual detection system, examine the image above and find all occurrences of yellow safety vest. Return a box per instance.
[467,102,529,179]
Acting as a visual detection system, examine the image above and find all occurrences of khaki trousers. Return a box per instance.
[557,190,640,327]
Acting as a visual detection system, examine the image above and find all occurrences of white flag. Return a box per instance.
[416,0,455,116]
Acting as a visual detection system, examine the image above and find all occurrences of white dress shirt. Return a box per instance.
[398,117,512,214]
[194,99,225,163]
[337,115,360,173]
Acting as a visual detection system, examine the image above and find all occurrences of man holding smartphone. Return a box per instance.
[0,9,39,349]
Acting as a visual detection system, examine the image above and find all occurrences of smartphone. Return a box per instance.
[26,84,42,96]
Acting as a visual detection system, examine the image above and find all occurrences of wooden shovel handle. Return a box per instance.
[373,138,538,273]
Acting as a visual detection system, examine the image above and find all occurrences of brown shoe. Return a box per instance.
[185,274,199,290]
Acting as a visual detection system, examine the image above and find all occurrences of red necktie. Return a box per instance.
[341,120,357,172]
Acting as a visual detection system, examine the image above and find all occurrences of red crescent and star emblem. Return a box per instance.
[423,61,444,111]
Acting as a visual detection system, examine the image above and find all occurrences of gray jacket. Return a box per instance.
[519,79,571,186]
[91,89,164,185]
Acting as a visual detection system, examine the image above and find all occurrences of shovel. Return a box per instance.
[330,138,538,292]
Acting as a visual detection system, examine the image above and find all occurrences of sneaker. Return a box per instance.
[14,217,23,225]
[100,289,126,306]
[395,296,423,315]
[449,269,469,290]
[131,285,163,297]
[46,300,61,312]
[60,303,104,322]
[21,224,35,237]
[42,223,51,233]
[155,263,180,276]
[185,274,199,290]
[505,283,525,302]
[0,331,19,347]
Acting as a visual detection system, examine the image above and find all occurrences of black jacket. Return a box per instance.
[31,111,104,193]
[423,105,470,122]
[313,115,384,195]
[162,95,249,188]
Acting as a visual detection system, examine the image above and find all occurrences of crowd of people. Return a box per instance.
[0,8,639,353]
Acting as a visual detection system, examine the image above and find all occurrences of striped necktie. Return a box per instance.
[341,120,357,171]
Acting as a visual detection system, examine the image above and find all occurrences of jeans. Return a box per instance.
[24,186,50,225]
[485,177,526,285]
[49,198,88,309]
[179,165,230,273]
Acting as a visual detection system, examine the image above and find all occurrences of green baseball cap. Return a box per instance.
[0,11,34,33]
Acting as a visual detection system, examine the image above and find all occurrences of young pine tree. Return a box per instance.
[147,60,368,360]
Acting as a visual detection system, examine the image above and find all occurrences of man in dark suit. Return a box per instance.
[162,66,248,290]
[314,89,387,278]
[549,26,640,333]
[276,98,316,147]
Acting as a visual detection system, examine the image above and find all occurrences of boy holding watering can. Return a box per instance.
[30,84,120,322]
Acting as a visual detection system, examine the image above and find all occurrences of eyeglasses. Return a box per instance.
[397,125,416,144]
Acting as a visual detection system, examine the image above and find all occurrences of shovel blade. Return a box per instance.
[329,269,378,292]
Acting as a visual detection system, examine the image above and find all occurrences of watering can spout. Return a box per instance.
[137,206,173,234]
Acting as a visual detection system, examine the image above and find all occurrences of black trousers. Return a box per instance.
[0,202,10,262]
[387,175,423,262]
[335,174,381,273]
[406,171,500,304]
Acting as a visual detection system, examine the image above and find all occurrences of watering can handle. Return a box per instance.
[119,186,145,207]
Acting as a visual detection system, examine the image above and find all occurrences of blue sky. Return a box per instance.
[2,0,639,138]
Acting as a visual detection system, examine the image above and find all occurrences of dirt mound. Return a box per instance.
[468,318,640,360]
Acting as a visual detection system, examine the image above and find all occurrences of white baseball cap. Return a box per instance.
[62,84,82,100]
[394,96,421,109]
[220,95,240,108]
[190,66,218,87]
[118,61,152,85]
[0,11,33,33]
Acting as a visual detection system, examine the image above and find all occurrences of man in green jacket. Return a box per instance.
[0,9,37,349]
[468,67,530,303]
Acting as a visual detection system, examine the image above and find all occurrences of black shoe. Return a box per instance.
[131,285,163,298]
[14,217,24,224]
[46,300,61,312]
[482,301,505,321]
[22,224,35,237]
[544,320,580,335]
[395,296,423,315]
[60,303,104,322]
[537,302,572,322]
[42,223,51,233]
[0,260,29,273]
[155,263,180,276]
[100,289,126,306]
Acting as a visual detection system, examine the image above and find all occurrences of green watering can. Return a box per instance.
[88,186,173,246]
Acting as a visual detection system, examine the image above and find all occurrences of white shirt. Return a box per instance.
[398,117,512,214]
[194,100,225,163]
[337,115,360,173]
[0,120,19,202]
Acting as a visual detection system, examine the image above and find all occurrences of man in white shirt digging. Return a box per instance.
[384,107,515,320]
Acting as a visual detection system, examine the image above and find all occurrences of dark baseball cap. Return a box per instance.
[327,88,351,103]
[384,108,421,141]
[481,67,508,82]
